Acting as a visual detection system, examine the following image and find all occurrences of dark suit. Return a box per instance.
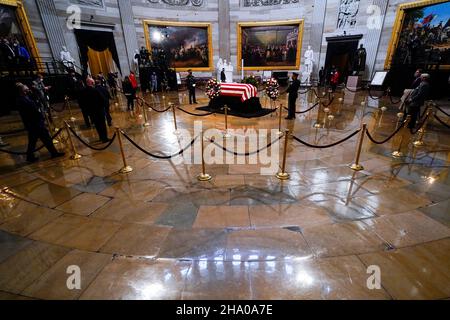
[96,85,112,126]
[407,81,430,129]
[186,75,197,104]
[80,86,109,142]
[287,79,301,119]
[16,95,58,160]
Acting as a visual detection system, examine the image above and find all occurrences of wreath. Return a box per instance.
[265,78,280,100]
[205,78,221,99]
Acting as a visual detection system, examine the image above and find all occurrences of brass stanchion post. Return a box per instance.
[197,131,212,182]
[44,112,59,145]
[378,106,387,127]
[278,103,283,135]
[141,99,150,127]
[413,107,432,147]
[171,103,180,135]
[116,127,133,174]
[222,105,231,138]
[276,129,290,180]
[65,96,76,122]
[64,121,81,160]
[392,115,411,158]
[350,123,367,171]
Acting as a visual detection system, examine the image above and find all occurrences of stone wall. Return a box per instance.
[21,0,406,81]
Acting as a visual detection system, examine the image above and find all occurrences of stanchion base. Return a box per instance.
[392,151,404,158]
[53,139,59,145]
[413,140,425,147]
[70,117,76,122]
[222,132,232,139]
[70,154,82,160]
[350,164,364,171]
[174,130,181,136]
[277,131,283,136]
[276,172,290,180]
[314,123,324,129]
[143,122,151,127]
[197,173,212,182]
[119,166,133,174]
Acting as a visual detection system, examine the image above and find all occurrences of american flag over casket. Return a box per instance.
[219,83,258,102]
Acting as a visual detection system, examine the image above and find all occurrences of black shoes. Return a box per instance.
[26,156,38,163]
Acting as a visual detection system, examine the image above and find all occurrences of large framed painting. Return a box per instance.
[0,0,40,65]
[143,20,213,72]
[385,0,450,69]
[237,20,304,71]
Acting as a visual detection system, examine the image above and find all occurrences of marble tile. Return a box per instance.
[99,180,165,201]
[211,175,245,188]
[230,185,296,206]
[72,176,118,194]
[80,258,191,300]
[403,181,450,204]
[356,174,412,194]
[0,291,34,300]
[362,211,450,248]
[182,261,252,300]
[301,167,368,185]
[29,215,121,252]
[315,199,376,222]
[0,202,63,237]
[91,199,167,224]
[302,221,388,258]
[0,242,70,294]
[249,203,332,228]
[22,250,111,300]
[100,224,171,257]
[353,188,432,215]
[55,193,111,216]
[225,229,311,261]
[359,239,450,300]
[419,200,450,227]
[194,206,250,229]
[0,231,32,263]
[12,179,81,209]
[158,229,227,260]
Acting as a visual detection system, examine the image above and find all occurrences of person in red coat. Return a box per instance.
[129,71,138,90]
[330,66,340,92]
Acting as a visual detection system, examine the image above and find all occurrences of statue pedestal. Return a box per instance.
[347,76,361,91]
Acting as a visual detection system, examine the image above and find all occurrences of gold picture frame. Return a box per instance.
[143,20,213,72]
[384,0,449,69]
[237,19,304,71]
[0,0,41,66]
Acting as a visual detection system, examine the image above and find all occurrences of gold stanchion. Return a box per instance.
[392,115,411,158]
[278,103,283,135]
[378,106,387,127]
[116,127,133,174]
[44,112,59,145]
[396,112,404,131]
[350,123,367,171]
[65,96,76,122]
[141,99,150,127]
[413,107,432,147]
[222,105,231,138]
[197,131,212,182]
[276,129,290,180]
[64,121,81,160]
[171,103,180,135]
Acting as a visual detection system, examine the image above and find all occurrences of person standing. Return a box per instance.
[83,78,110,142]
[286,73,300,120]
[221,68,227,83]
[151,72,158,93]
[122,76,136,111]
[75,79,93,128]
[406,74,431,129]
[129,71,138,90]
[330,66,340,92]
[15,83,65,163]
[95,79,112,127]
[32,74,52,122]
[319,67,325,87]
[186,70,197,104]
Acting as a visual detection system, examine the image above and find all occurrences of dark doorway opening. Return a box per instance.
[74,29,121,77]
[324,35,362,85]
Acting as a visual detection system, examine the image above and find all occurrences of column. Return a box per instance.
[218,0,230,61]
[35,0,66,60]
[310,0,327,77]
[118,0,139,74]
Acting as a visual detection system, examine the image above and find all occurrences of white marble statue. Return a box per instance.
[225,61,234,83]
[217,58,224,81]
[60,46,75,68]
[304,45,314,84]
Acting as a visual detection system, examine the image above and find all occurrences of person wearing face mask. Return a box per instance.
[15,83,65,163]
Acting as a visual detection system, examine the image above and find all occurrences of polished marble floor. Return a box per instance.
[0,88,449,300]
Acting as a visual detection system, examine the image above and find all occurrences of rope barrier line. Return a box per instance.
[210,134,284,157]
[434,114,450,128]
[292,129,360,149]
[120,130,198,159]
[68,126,117,151]
[176,106,214,117]
[0,128,63,155]
[138,98,172,113]
[284,102,320,114]
[365,120,406,145]
[0,128,26,136]
[410,112,431,135]
[389,94,402,105]
[435,105,450,117]
[321,97,335,108]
